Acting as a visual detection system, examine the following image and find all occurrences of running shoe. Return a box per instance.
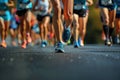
[27,34,32,44]
[44,40,48,46]
[55,42,64,53]
[21,40,27,49]
[18,40,22,45]
[78,38,81,46]
[78,38,84,47]
[41,43,46,48]
[41,41,48,48]
[105,38,112,46]
[63,27,71,42]
[67,39,71,45]
[12,41,17,46]
[114,36,120,44]
[41,41,46,48]
[74,41,79,48]
[80,41,84,47]
[0,41,7,48]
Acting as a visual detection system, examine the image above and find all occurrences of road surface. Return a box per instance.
[0,45,120,80]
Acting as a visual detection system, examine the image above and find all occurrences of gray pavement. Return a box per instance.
[0,45,120,80]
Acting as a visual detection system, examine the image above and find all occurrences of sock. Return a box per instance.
[103,25,109,39]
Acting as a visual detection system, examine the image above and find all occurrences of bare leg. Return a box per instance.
[51,0,63,42]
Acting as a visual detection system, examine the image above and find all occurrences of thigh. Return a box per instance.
[115,18,120,29]
[51,0,61,18]
[100,8,109,25]
[73,14,79,25]
[25,10,32,22]
[43,16,50,25]
[4,21,10,29]
[62,0,73,16]
[51,0,60,8]
[109,10,116,23]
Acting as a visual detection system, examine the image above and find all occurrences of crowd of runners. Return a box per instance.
[0,0,120,53]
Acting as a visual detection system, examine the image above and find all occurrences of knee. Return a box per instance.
[104,18,109,25]
[74,22,79,29]
[110,20,115,27]
[1,25,5,31]
[43,23,47,29]
[64,11,73,21]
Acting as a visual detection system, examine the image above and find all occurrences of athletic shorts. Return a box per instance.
[116,13,120,18]
[73,9,87,17]
[99,0,117,10]
[50,15,53,23]
[37,14,50,21]
[108,5,117,10]
[0,10,11,21]
[9,25,18,30]
[116,6,120,18]
[16,9,29,17]
[99,5,117,10]
[61,9,64,15]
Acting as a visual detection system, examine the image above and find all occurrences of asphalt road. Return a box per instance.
[0,45,120,80]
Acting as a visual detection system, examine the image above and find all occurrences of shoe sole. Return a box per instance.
[0,43,7,48]
[55,49,65,53]
[21,46,26,49]
[74,45,79,48]
[0,45,7,48]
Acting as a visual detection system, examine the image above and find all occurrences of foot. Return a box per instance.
[80,40,84,47]
[41,42,46,48]
[114,36,120,44]
[44,40,48,46]
[27,34,32,44]
[55,42,64,53]
[63,27,71,42]
[105,39,112,46]
[67,39,71,45]
[0,41,7,48]
[12,41,17,46]
[74,41,79,48]
[78,38,84,47]
[21,41,27,49]
[41,41,47,48]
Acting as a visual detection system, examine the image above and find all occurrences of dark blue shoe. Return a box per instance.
[41,41,46,48]
[74,41,79,48]
[44,40,48,46]
[63,27,71,42]
[41,43,46,48]
[55,42,64,53]
[78,38,81,46]
[114,36,120,44]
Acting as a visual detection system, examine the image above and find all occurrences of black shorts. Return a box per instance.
[50,15,53,23]
[73,9,87,17]
[116,13,120,18]
[37,14,50,21]
[61,9,64,15]
[16,9,29,17]
[98,0,116,10]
